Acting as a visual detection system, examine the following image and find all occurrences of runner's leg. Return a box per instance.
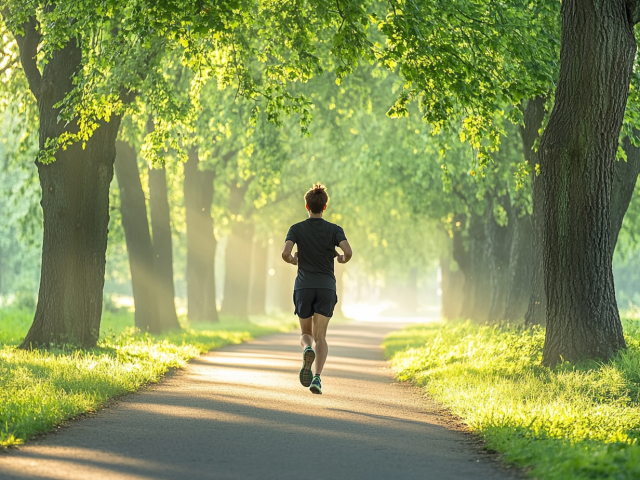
[312,314,330,375]
[299,316,316,387]
[299,317,313,349]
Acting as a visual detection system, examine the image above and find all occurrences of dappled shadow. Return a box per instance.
[0,321,514,480]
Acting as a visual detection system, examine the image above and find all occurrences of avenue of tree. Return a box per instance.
[1,0,640,367]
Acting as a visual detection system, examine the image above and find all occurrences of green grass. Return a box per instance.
[0,307,297,448]
[383,316,640,480]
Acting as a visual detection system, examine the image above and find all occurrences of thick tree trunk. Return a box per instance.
[184,148,218,322]
[610,136,640,255]
[503,213,534,320]
[148,165,180,330]
[486,196,514,321]
[249,239,267,315]
[115,140,161,333]
[440,257,464,320]
[539,0,635,365]
[19,37,122,348]
[522,96,548,327]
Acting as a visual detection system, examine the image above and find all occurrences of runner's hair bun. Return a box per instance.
[304,182,329,213]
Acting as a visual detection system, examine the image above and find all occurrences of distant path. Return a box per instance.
[0,321,516,480]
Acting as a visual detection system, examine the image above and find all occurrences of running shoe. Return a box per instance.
[310,375,322,395]
[299,346,316,387]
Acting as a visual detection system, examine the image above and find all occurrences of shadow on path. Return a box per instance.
[0,321,516,480]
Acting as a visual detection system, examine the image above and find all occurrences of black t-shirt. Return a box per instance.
[285,218,347,291]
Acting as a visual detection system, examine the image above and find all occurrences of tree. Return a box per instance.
[0,0,341,346]
[148,160,181,331]
[11,21,123,347]
[521,96,548,327]
[538,0,637,365]
[184,147,219,322]
[114,140,161,332]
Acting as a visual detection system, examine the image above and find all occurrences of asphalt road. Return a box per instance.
[0,321,516,480]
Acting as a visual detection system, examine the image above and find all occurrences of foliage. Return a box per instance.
[384,318,640,480]
[0,109,40,298]
[373,0,560,166]
[0,308,296,448]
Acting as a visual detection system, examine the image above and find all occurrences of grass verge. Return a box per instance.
[0,308,297,448]
[383,316,640,480]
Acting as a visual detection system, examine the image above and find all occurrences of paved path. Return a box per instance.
[0,321,515,480]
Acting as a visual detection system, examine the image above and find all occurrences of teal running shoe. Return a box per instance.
[299,346,316,387]
[310,375,322,395]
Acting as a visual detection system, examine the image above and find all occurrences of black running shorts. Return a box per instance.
[293,288,338,318]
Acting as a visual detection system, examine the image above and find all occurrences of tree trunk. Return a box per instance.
[461,208,491,322]
[521,96,547,327]
[610,135,640,255]
[184,148,218,322]
[539,0,635,366]
[114,140,161,333]
[486,196,515,321]
[20,36,122,348]
[503,213,534,320]
[221,183,253,318]
[440,257,464,320]
[148,165,180,330]
[249,239,267,315]
[452,217,473,320]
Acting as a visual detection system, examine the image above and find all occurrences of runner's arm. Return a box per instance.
[336,240,352,264]
[281,240,298,265]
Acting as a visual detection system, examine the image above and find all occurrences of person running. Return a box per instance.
[281,183,352,395]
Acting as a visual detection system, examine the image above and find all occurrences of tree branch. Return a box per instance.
[13,16,42,99]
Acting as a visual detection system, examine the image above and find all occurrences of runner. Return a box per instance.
[281,183,352,394]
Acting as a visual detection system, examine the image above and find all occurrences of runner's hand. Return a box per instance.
[291,252,298,265]
[337,254,347,264]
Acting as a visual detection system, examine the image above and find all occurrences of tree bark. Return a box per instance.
[539,0,635,366]
[249,239,267,315]
[610,135,640,255]
[503,212,534,320]
[521,96,547,327]
[486,195,515,321]
[114,140,161,333]
[221,182,253,318]
[184,148,218,322]
[148,165,180,330]
[18,31,122,348]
